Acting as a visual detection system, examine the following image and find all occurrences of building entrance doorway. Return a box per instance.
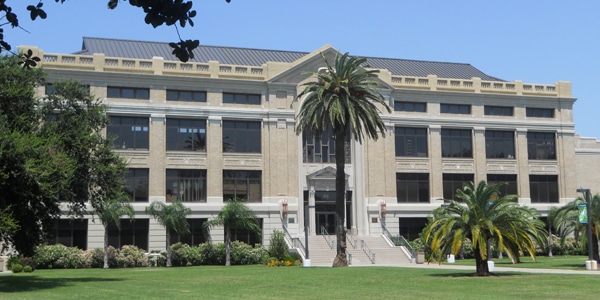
[316,212,335,235]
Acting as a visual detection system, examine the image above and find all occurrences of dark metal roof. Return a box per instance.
[76,37,502,81]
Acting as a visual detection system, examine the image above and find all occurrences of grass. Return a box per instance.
[450,255,592,270]
[1,264,599,299]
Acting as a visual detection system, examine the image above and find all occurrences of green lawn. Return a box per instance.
[1,264,598,300]
[451,255,592,270]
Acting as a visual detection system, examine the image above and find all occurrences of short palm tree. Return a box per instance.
[203,198,261,266]
[422,181,547,276]
[146,200,192,267]
[292,52,391,267]
[94,194,134,269]
[553,194,600,261]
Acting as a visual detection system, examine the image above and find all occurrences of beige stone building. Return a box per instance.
[23,37,600,259]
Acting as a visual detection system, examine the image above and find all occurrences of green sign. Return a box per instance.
[578,203,588,224]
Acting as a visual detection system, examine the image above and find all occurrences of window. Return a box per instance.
[441,129,472,158]
[223,120,261,153]
[107,86,149,99]
[107,219,149,251]
[223,170,262,202]
[527,132,556,160]
[223,93,261,105]
[529,175,559,203]
[47,219,88,249]
[166,169,207,202]
[166,118,206,151]
[45,84,56,95]
[108,116,149,150]
[396,173,429,203]
[440,103,471,114]
[395,127,428,157]
[166,89,206,102]
[125,168,149,202]
[394,101,426,112]
[484,106,513,116]
[526,107,554,118]
[398,218,427,241]
[169,219,207,246]
[485,130,515,159]
[487,174,518,198]
[230,219,263,246]
[443,173,473,201]
[302,126,351,163]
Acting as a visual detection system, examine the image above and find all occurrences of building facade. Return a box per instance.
[25,37,597,252]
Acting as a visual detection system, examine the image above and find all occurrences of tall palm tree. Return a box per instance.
[422,181,547,276]
[292,52,391,267]
[203,198,261,266]
[146,200,192,267]
[553,194,600,261]
[95,194,134,269]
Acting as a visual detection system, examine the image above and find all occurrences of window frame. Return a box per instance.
[302,126,351,163]
[396,173,430,203]
[442,173,474,201]
[107,86,150,99]
[527,132,556,160]
[395,127,428,157]
[394,101,426,112]
[166,118,206,152]
[526,107,554,118]
[529,175,559,203]
[484,105,513,116]
[441,128,473,158]
[166,169,207,203]
[222,92,261,105]
[108,116,149,150]
[440,103,471,114]
[222,120,262,153]
[48,219,88,250]
[487,174,518,198]
[107,219,149,251]
[223,170,262,202]
[124,168,149,202]
[485,130,515,159]
[169,218,208,246]
[166,89,207,102]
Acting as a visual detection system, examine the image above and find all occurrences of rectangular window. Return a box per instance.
[303,126,351,163]
[48,219,88,250]
[108,219,149,251]
[440,103,471,114]
[223,93,261,105]
[526,107,554,118]
[398,217,428,241]
[527,132,556,160]
[223,120,261,153]
[223,170,262,202]
[529,175,559,203]
[166,118,206,152]
[107,86,150,99]
[485,130,515,159]
[443,173,474,201]
[166,89,207,102]
[396,173,429,203]
[108,116,149,150]
[230,219,263,246]
[484,106,513,116]
[45,84,56,95]
[441,129,472,158]
[395,127,428,157]
[487,174,518,198]
[166,169,207,203]
[169,218,207,246]
[394,101,426,112]
[125,168,149,202]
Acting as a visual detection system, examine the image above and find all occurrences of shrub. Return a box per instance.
[268,230,288,260]
[198,243,224,265]
[88,247,118,268]
[230,241,268,265]
[11,263,23,273]
[116,245,149,268]
[19,257,37,270]
[35,244,88,269]
[148,250,166,267]
[6,256,19,270]
[23,265,34,273]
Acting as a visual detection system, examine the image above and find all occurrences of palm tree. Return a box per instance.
[146,200,192,267]
[292,52,391,267]
[203,198,261,266]
[553,194,600,261]
[94,194,134,269]
[422,181,547,276]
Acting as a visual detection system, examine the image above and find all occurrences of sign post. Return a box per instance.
[577,188,596,270]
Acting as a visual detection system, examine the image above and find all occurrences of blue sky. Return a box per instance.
[8,0,600,138]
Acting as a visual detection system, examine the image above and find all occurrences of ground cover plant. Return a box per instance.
[1,265,598,299]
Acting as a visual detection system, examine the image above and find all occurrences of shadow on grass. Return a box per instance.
[0,276,123,293]
[427,272,530,278]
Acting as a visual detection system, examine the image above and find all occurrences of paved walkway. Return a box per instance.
[396,261,600,275]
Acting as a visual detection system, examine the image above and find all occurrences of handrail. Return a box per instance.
[361,240,376,264]
[346,231,356,250]
[283,225,306,258]
[382,223,414,258]
[320,226,335,250]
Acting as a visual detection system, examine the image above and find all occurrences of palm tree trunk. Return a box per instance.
[103,226,109,269]
[332,132,348,267]
[474,245,490,276]
[166,230,172,267]
[225,229,231,266]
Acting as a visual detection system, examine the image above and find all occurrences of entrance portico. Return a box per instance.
[304,167,352,236]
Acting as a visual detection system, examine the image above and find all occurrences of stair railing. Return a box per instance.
[320,226,335,250]
[361,240,376,264]
[283,224,306,258]
[346,231,357,250]
[382,223,414,259]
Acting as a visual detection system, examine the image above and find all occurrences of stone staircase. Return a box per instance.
[305,235,412,267]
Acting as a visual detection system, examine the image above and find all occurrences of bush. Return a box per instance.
[35,244,89,269]
[88,247,118,268]
[230,241,268,265]
[148,250,166,267]
[268,230,288,260]
[6,256,19,270]
[19,257,37,270]
[11,264,23,273]
[23,265,34,273]
[198,243,224,265]
[116,245,148,268]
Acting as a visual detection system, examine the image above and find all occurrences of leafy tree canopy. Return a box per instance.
[0,0,232,64]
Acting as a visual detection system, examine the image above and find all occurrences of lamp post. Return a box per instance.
[576,188,594,263]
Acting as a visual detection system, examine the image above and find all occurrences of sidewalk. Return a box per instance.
[404,261,600,275]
